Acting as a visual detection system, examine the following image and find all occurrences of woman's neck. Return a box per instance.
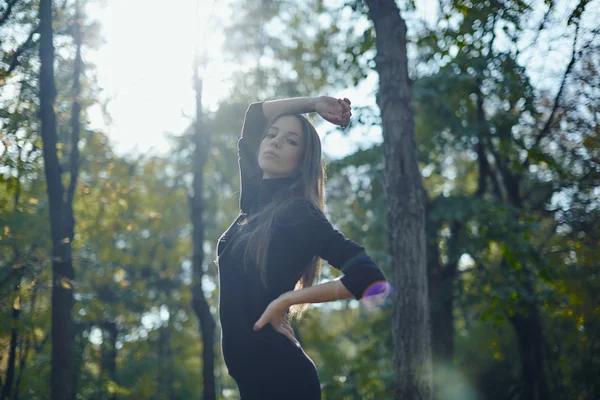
[254,172,300,211]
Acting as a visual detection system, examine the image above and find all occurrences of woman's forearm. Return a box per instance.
[280,278,355,307]
[262,97,320,120]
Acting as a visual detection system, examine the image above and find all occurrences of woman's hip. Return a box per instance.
[234,364,321,400]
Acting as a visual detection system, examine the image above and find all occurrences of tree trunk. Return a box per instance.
[363,1,432,399]
[508,308,550,400]
[0,297,20,400]
[157,323,176,399]
[71,323,89,396]
[14,278,42,400]
[65,0,83,243]
[39,0,75,399]
[1,147,26,400]
[101,321,117,400]
[507,273,551,400]
[14,336,30,400]
[190,50,217,400]
[476,78,551,399]
[426,208,457,396]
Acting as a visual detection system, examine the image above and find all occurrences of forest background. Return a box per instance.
[0,0,598,399]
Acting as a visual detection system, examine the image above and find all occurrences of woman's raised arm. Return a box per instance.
[262,97,319,120]
[263,96,352,127]
[237,96,352,213]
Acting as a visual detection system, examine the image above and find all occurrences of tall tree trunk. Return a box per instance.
[39,0,83,398]
[39,0,75,399]
[190,49,216,400]
[363,1,432,399]
[65,0,83,243]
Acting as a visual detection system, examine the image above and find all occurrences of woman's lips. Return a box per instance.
[263,152,279,159]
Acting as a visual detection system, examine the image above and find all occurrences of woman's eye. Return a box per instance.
[266,133,296,146]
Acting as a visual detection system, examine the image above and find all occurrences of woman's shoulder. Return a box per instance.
[276,197,328,227]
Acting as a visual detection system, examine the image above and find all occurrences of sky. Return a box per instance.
[86,0,228,157]
[84,0,594,161]
[85,0,385,160]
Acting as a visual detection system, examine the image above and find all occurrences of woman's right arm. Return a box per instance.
[262,97,319,120]
[263,96,352,126]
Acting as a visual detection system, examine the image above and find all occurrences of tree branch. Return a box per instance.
[3,24,40,79]
[0,0,19,27]
[526,15,581,162]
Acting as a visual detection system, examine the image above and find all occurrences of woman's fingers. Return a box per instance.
[282,330,299,345]
[276,322,299,345]
[324,112,343,124]
[282,316,297,338]
[323,106,351,127]
[281,318,294,335]
[338,98,352,126]
[281,325,294,339]
[338,98,351,114]
[318,97,352,127]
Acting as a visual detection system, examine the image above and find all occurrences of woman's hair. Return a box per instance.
[232,113,326,322]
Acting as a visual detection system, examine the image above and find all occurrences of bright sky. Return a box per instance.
[85,0,592,160]
[85,0,384,160]
[86,0,226,156]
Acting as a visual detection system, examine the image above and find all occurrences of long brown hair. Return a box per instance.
[232,113,326,322]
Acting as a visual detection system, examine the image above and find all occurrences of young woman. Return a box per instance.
[215,96,388,399]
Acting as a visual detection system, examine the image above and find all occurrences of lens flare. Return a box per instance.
[361,280,393,310]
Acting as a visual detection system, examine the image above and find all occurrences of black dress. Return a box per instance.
[216,102,388,400]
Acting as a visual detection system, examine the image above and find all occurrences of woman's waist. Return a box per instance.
[219,286,279,319]
[221,324,314,375]
[222,324,300,357]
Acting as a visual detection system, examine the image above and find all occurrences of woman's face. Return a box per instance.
[258,115,305,179]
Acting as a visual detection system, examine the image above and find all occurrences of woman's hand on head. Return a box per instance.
[315,96,352,128]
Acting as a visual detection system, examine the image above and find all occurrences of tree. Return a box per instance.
[190,28,217,400]
[39,0,75,398]
[363,1,432,399]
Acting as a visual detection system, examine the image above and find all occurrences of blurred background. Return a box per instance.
[0,0,598,399]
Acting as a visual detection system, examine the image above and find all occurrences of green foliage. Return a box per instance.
[1,0,598,398]
[413,0,600,398]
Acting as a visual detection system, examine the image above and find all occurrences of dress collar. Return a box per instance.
[254,171,301,212]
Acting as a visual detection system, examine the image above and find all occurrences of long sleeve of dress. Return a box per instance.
[275,199,388,300]
[238,101,268,213]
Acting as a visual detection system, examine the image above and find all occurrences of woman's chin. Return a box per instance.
[259,164,285,176]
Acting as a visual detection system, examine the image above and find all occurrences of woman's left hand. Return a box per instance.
[254,296,299,346]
